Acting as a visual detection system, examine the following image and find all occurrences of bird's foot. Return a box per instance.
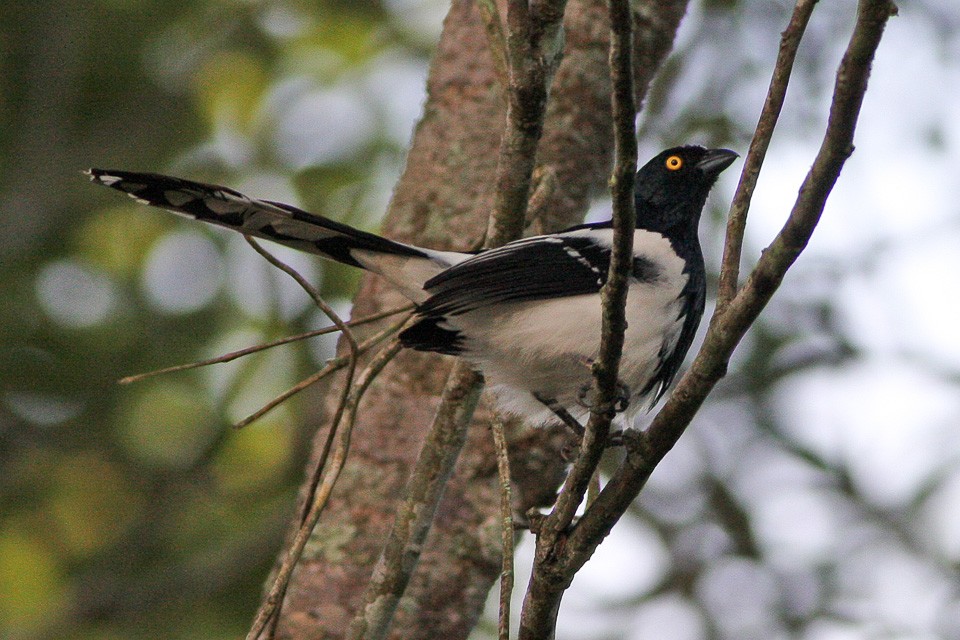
[576,380,631,415]
[561,430,625,460]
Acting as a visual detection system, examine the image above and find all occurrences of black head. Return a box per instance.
[634,146,738,235]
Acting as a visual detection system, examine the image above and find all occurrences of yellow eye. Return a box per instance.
[665,155,683,171]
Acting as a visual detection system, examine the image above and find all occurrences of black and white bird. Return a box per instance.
[87,146,737,431]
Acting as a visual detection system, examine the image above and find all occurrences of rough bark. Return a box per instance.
[272,0,689,637]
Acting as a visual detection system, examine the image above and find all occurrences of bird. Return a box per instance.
[87,145,737,434]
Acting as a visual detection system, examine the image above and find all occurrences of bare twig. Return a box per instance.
[242,236,359,506]
[569,0,897,589]
[716,0,817,311]
[490,411,516,640]
[244,236,359,363]
[346,361,483,640]
[534,0,633,538]
[241,236,362,637]
[117,304,413,385]
[247,339,404,640]
[233,315,411,429]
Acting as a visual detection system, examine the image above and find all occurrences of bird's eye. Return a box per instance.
[665,155,683,171]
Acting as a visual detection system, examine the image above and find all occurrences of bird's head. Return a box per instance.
[634,146,738,234]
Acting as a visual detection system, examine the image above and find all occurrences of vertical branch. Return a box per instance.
[248,339,405,640]
[486,0,569,246]
[543,0,637,539]
[240,236,361,638]
[346,362,483,640]
[716,0,817,311]
[567,0,897,578]
[490,412,515,640]
[518,0,636,636]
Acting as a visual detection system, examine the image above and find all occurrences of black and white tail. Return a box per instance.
[86,169,465,300]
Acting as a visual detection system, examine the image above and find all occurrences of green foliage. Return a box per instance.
[0,1,428,637]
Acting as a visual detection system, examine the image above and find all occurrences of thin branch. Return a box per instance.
[477,0,511,91]
[241,236,361,637]
[345,361,484,640]
[536,0,636,542]
[117,304,412,385]
[567,0,897,576]
[233,315,410,429]
[490,411,516,640]
[716,0,817,311]
[486,0,568,246]
[247,339,404,640]
[244,236,359,364]
[517,0,636,634]
[257,317,412,638]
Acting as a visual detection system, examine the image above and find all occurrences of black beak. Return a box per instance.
[696,148,739,178]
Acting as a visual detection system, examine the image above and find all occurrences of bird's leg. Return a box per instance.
[534,392,585,438]
[533,393,624,454]
[576,371,631,415]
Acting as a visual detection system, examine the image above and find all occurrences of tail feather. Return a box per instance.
[85,169,428,269]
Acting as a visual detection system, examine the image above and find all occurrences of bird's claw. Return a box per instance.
[577,380,631,415]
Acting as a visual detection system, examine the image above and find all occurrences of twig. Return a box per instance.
[517,2,636,635]
[233,315,411,429]
[256,316,411,639]
[241,236,360,637]
[244,236,359,364]
[716,0,817,311]
[117,304,412,385]
[490,411,515,640]
[569,0,897,590]
[345,362,483,640]
[241,237,360,508]
[246,339,404,640]
[536,0,637,552]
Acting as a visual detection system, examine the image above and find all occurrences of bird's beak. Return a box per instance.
[696,148,739,177]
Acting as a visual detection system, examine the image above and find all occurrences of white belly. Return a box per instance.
[450,237,689,425]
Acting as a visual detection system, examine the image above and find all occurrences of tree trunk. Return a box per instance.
[273,0,689,637]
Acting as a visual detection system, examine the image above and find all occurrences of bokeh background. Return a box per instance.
[2,1,959,639]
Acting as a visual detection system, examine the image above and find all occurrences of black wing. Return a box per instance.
[400,229,663,355]
[398,233,618,355]
[415,234,612,317]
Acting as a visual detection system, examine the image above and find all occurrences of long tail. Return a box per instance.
[86,169,459,299]
[86,169,427,267]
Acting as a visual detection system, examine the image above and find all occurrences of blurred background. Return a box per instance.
[2,1,959,639]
